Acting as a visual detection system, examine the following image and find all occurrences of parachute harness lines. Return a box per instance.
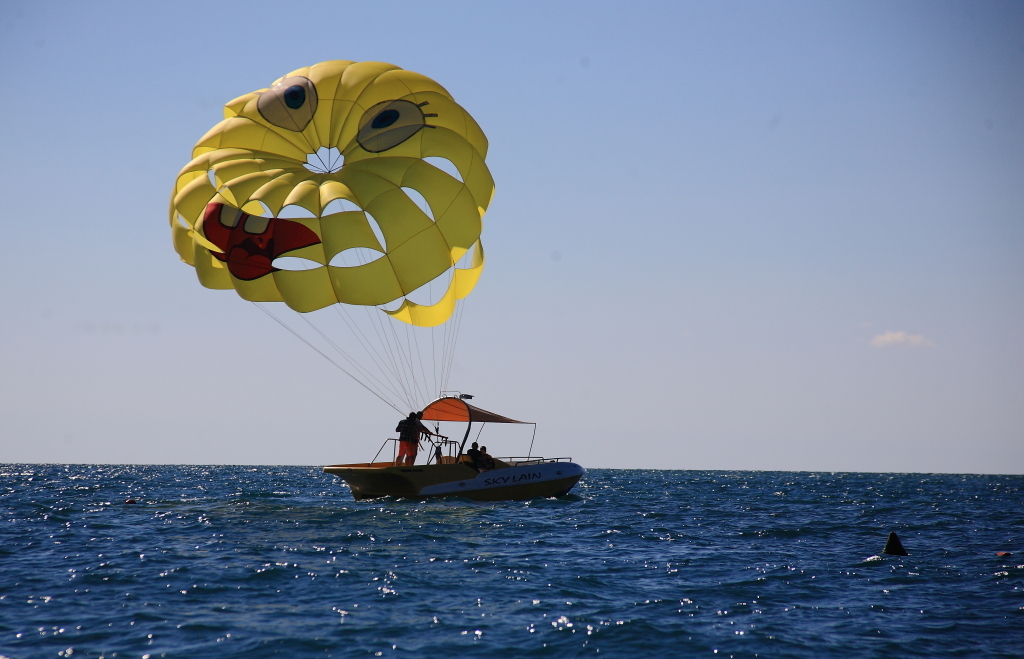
[169,60,493,411]
[253,302,401,414]
[253,291,471,414]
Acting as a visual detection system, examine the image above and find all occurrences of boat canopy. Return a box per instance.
[420,397,528,424]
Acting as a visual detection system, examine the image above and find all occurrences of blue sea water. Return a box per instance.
[1,466,1022,658]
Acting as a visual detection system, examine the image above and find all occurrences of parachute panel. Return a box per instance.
[274,267,338,313]
[192,243,232,290]
[173,174,219,227]
[454,241,485,299]
[282,180,322,216]
[362,186,437,252]
[249,173,309,216]
[385,240,485,326]
[329,258,404,306]
[387,227,454,294]
[320,212,386,260]
[385,272,458,327]
[230,271,285,303]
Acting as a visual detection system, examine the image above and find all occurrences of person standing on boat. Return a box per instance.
[396,411,434,466]
[414,412,438,449]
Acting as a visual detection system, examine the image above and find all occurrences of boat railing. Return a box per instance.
[367,441,572,468]
[370,435,459,466]
[500,456,574,466]
[370,438,400,465]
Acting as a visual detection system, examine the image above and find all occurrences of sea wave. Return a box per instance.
[1,465,1021,657]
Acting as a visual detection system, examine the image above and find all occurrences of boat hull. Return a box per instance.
[323,461,585,501]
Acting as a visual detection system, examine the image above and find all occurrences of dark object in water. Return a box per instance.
[996,551,1012,557]
[125,499,137,504]
[883,531,909,556]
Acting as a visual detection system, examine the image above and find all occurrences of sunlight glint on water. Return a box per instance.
[1,466,1021,658]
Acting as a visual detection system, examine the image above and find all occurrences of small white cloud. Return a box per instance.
[870,331,934,348]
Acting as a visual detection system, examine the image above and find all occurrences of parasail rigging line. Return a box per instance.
[400,320,428,408]
[363,304,415,411]
[442,302,454,391]
[439,304,452,391]
[410,320,432,404]
[453,300,466,389]
[431,281,438,400]
[249,249,472,415]
[442,246,475,391]
[252,302,402,414]
[441,300,458,393]
[334,246,420,412]
[281,254,415,412]
[334,302,417,411]
[331,304,400,389]
[387,317,423,409]
[443,297,467,393]
[296,312,409,408]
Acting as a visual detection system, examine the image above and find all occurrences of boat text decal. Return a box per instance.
[483,472,543,487]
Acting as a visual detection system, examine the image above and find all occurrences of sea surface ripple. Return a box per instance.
[1,466,1021,658]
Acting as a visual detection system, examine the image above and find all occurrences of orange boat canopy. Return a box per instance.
[420,397,527,424]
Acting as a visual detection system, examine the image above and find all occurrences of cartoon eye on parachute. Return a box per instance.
[169,61,494,411]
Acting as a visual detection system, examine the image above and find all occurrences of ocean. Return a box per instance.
[1,466,1021,658]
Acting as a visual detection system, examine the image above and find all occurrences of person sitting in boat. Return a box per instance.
[395,412,434,466]
[465,441,484,471]
[479,446,496,471]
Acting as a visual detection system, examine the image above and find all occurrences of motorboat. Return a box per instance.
[324,396,585,501]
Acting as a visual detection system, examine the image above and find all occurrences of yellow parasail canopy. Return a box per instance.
[169,60,494,327]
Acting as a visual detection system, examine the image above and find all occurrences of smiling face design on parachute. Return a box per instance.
[169,61,493,327]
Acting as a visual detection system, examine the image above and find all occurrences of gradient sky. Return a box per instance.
[1,0,1021,472]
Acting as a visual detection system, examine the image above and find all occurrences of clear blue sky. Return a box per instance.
[1,0,1021,472]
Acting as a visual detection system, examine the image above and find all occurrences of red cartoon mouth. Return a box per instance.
[201,203,322,280]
